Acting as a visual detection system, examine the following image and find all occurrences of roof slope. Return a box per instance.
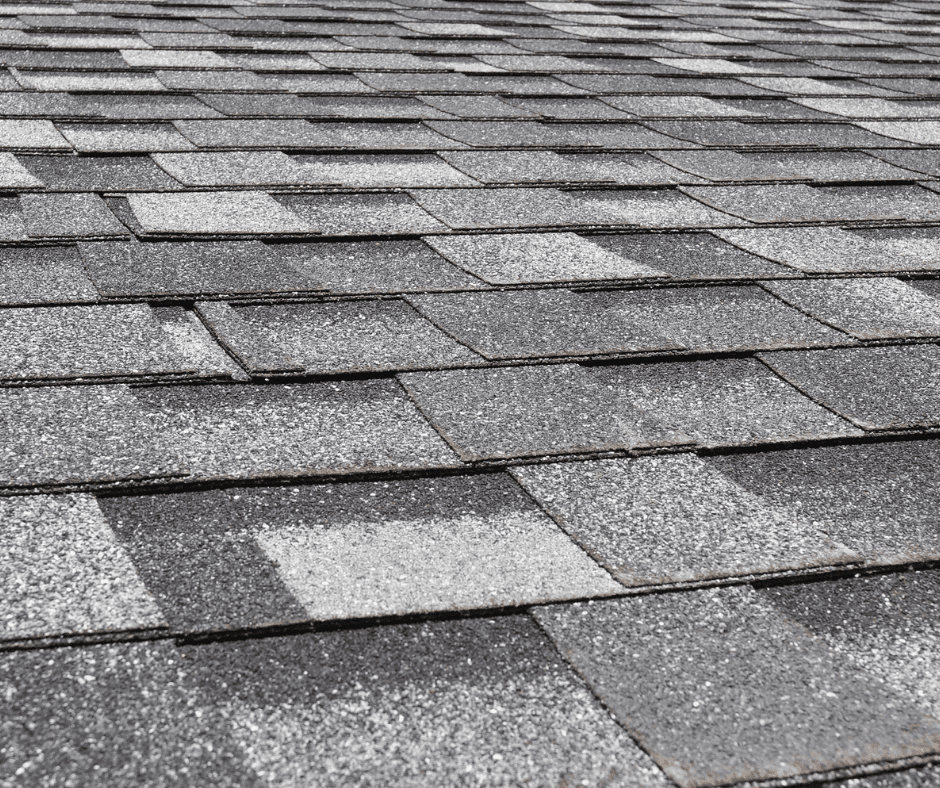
[5,0,940,785]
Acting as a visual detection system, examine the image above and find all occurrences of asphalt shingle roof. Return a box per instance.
[9,0,940,785]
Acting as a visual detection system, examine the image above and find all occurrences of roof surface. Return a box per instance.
[5,0,940,786]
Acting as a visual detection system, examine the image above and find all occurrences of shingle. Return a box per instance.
[408,289,679,359]
[278,192,445,236]
[153,69,271,92]
[584,285,848,352]
[511,455,857,589]
[656,149,915,183]
[206,95,450,120]
[764,278,940,339]
[193,302,303,376]
[235,476,622,620]
[534,588,940,788]
[99,490,308,634]
[0,384,182,489]
[603,94,760,118]
[571,188,742,228]
[292,153,477,188]
[0,493,164,641]
[151,151,308,187]
[439,150,626,184]
[0,641,254,786]
[0,303,216,382]
[0,119,71,152]
[132,380,460,480]
[760,345,940,431]
[12,69,167,92]
[357,71,584,94]
[172,118,313,149]
[84,94,222,120]
[278,240,480,294]
[20,154,181,191]
[421,94,539,118]
[301,121,465,150]
[866,148,940,176]
[858,120,940,143]
[222,52,324,71]
[0,245,98,305]
[0,196,29,241]
[712,441,940,566]
[589,231,790,280]
[57,122,196,153]
[78,240,321,300]
[425,231,665,283]
[684,184,940,223]
[589,358,861,448]
[0,152,41,188]
[179,618,669,787]
[399,364,685,461]
[120,48,229,68]
[410,187,596,229]
[424,119,683,149]
[555,73,761,95]
[228,300,481,375]
[20,193,127,240]
[794,97,940,119]
[126,192,310,237]
[151,306,246,382]
[648,119,896,147]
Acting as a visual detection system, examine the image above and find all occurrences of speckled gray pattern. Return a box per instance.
[0,384,183,488]
[590,358,862,448]
[512,455,858,589]
[132,381,460,480]
[763,278,940,339]
[294,153,477,188]
[279,192,446,236]
[151,151,309,187]
[400,364,686,460]
[409,289,680,359]
[0,245,99,305]
[761,345,940,430]
[535,588,940,787]
[584,285,848,352]
[0,494,165,640]
[20,193,128,239]
[426,231,664,283]
[232,300,481,374]
[180,618,671,788]
[238,475,623,619]
[58,122,196,153]
[127,192,311,236]
[410,187,597,229]
[571,188,745,228]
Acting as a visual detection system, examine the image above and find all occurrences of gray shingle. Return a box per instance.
[408,289,679,359]
[301,121,465,150]
[571,188,740,228]
[604,94,760,118]
[20,193,127,240]
[858,120,940,143]
[712,441,940,567]
[278,240,482,294]
[20,154,182,192]
[154,69,272,92]
[151,151,309,187]
[763,278,940,339]
[233,475,622,620]
[0,303,213,382]
[440,150,623,184]
[410,187,596,229]
[292,153,477,188]
[151,306,246,382]
[0,119,71,152]
[534,588,940,788]
[230,300,481,374]
[512,455,858,589]
[132,380,460,480]
[78,240,321,300]
[57,122,196,153]
[503,96,632,118]
[399,364,685,461]
[421,94,537,118]
[760,345,940,431]
[100,490,308,634]
[84,93,222,120]
[126,192,310,237]
[589,231,790,280]
[0,152,42,189]
[178,618,669,787]
[279,193,445,236]
[0,493,165,641]
[13,69,167,92]
[0,245,98,306]
[0,641,255,786]
[425,231,665,284]
[589,358,862,448]
[173,119,316,149]
[584,285,848,352]
[866,148,940,176]
[0,384,183,488]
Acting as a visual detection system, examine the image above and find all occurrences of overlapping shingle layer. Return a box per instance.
[6,0,940,785]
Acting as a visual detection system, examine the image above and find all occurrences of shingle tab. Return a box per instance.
[20,193,127,239]
[411,187,597,229]
[132,380,460,480]
[0,245,98,306]
[425,231,666,283]
[151,151,309,187]
[761,345,940,430]
[21,154,182,192]
[409,289,679,359]
[0,119,71,151]
[58,122,196,152]
[399,364,686,460]
[512,455,857,589]
[279,192,446,236]
[589,358,861,448]
[571,188,741,228]
[293,153,477,188]
[534,588,940,788]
